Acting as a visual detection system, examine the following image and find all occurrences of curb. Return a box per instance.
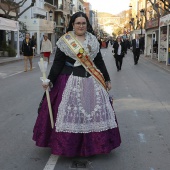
[0,55,40,66]
[0,58,23,66]
[142,56,170,73]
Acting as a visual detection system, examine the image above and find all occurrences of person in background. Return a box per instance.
[33,12,121,157]
[22,33,35,72]
[153,41,158,54]
[140,35,145,54]
[132,34,141,65]
[124,38,130,54]
[40,34,52,64]
[106,38,109,48]
[31,35,37,56]
[113,36,125,72]
[98,37,102,49]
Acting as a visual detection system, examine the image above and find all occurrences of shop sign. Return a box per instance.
[145,19,159,29]
[160,14,170,27]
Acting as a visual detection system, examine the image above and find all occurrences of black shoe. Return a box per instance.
[117,69,119,72]
[119,67,121,70]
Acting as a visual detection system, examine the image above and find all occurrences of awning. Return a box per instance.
[0,17,20,58]
[0,17,19,31]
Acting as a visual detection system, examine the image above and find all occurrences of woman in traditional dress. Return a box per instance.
[33,12,121,157]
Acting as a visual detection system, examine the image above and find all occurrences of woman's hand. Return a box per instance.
[42,83,49,91]
[106,81,112,91]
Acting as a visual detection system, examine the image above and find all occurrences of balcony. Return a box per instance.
[19,18,56,32]
[55,18,64,28]
[32,7,46,17]
[55,4,63,12]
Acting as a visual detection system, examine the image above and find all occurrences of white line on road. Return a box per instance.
[150,168,155,170]
[2,67,36,79]
[43,154,59,170]
[138,133,146,143]
[133,110,138,117]
[3,71,24,79]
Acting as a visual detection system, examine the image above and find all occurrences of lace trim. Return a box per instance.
[56,31,100,66]
[55,75,117,133]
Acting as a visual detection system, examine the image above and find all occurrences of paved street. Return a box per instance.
[1,45,170,170]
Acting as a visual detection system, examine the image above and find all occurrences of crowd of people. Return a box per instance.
[97,34,144,71]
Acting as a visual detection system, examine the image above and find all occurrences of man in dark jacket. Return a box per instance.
[22,33,35,72]
[132,34,141,65]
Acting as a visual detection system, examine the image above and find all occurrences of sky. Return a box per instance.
[86,0,131,15]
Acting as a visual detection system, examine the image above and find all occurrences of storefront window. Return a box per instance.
[159,26,167,62]
[168,27,170,65]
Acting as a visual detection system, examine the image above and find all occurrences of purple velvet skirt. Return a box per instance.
[33,74,121,157]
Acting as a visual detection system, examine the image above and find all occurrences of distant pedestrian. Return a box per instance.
[106,39,109,48]
[132,34,141,65]
[124,38,130,54]
[153,41,158,54]
[40,34,52,64]
[31,35,37,56]
[113,36,125,71]
[140,36,145,54]
[22,33,35,72]
[98,37,102,49]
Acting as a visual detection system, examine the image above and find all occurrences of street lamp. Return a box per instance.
[49,10,53,21]
[140,9,145,36]
[129,18,134,30]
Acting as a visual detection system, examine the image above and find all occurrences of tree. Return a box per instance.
[0,0,35,20]
[113,27,122,36]
[147,0,170,18]
[112,32,116,39]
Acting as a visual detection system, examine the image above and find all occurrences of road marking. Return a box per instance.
[43,155,59,170]
[3,71,24,78]
[2,67,36,79]
[0,72,7,78]
[133,110,138,117]
[138,133,146,143]
[150,168,155,170]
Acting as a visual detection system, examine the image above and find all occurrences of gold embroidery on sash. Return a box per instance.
[62,32,107,90]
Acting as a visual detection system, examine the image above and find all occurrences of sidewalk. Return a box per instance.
[1,52,170,73]
[0,54,40,66]
[0,46,57,66]
[141,55,170,72]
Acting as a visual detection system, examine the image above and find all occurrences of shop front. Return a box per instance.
[0,17,20,58]
[159,14,170,65]
[144,18,159,59]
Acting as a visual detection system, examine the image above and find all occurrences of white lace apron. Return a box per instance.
[55,75,117,133]
[55,31,117,133]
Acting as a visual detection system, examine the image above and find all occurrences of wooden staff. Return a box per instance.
[39,58,54,128]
